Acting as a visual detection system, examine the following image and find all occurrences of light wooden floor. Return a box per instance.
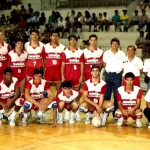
[0,89,150,150]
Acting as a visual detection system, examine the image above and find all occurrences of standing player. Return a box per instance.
[21,68,57,127]
[115,72,142,128]
[0,29,11,80]
[0,68,20,126]
[80,65,114,125]
[8,38,27,118]
[61,35,83,121]
[56,80,81,124]
[25,30,44,81]
[83,34,103,81]
[122,45,143,86]
[44,31,65,91]
[103,38,125,118]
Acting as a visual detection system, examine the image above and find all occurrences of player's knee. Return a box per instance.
[136,109,142,119]
[58,101,65,109]
[105,105,115,113]
[15,98,25,106]
[47,101,57,109]
[115,111,122,119]
[72,102,79,112]
[79,102,88,113]
[24,101,32,110]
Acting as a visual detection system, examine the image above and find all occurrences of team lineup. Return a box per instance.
[0,28,150,128]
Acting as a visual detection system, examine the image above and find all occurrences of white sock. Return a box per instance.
[24,113,28,119]
[11,110,16,119]
[70,111,74,118]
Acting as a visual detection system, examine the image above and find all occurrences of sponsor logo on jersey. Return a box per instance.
[69,58,79,64]
[86,58,99,64]
[31,93,42,99]
[0,91,15,99]
[28,54,41,60]
[88,92,100,98]
[12,62,25,67]
[0,55,7,61]
[47,53,61,59]
[122,100,137,105]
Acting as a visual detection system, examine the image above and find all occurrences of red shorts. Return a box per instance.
[122,76,140,87]
[69,79,80,87]
[44,67,61,83]
[56,101,72,111]
[0,99,15,110]
[13,68,26,82]
[89,99,99,113]
[26,66,43,78]
[84,72,91,81]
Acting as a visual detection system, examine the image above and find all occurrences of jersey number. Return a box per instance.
[18,69,21,73]
[52,60,57,65]
[93,99,98,104]
[33,61,36,66]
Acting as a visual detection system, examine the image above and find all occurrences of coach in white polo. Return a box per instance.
[103,38,125,117]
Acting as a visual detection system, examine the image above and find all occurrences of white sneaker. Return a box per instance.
[39,116,46,124]
[9,119,15,126]
[19,112,24,119]
[147,122,150,129]
[64,110,69,121]
[69,116,75,124]
[117,117,124,126]
[136,119,142,128]
[0,113,3,125]
[85,113,90,124]
[101,112,108,126]
[22,118,27,126]
[75,111,81,121]
[58,113,63,124]
[27,111,32,118]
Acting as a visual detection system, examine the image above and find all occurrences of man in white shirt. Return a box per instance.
[103,38,125,118]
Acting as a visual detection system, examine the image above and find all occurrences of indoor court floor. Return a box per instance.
[0,88,150,150]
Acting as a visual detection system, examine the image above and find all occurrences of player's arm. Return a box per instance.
[61,52,66,81]
[103,62,106,69]
[9,86,20,103]
[99,94,104,112]
[79,62,84,83]
[45,88,55,106]
[146,101,150,109]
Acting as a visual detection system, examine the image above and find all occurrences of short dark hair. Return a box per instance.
[33,68,44,76]
[124,72,135,80]
[110,37,120,45]
[91,65,100,72]
[68,35,78,41]
[15,38,24,43]
[4,67,13,74]
[30,29,39,35]
[127,45,136,51]
[62,80,73,88]
[51,30,60,37]
[89,34,98,40]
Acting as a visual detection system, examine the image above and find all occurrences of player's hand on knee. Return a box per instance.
[122,109,128,117]
[3,104,9,112]
[38,104,44,112]
[95,104,102,113]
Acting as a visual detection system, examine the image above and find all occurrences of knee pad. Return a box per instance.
[136,112,142,119]
[24,101,32,110]
[43,91,48,98]
[79,106,88,113]
[15,98,25,106]
[47,101,57,109]
[106,106,115,112]
[115,111,122,119]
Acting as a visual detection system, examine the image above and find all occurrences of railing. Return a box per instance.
[41,0,135,10]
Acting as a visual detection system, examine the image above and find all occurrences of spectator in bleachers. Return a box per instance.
[91,13,98,32]
[68,10,75,35]
[55,11,61,20]
[48,11,56,26]
[117,9,129,32]
[142,44,150,59]
[6,0,13,9]
[135,31,146,48]
[0,15,6,26]
[22,32,29,43]
[125,10,140,32]
[84,11,92,32]
[140,0,150,10]
[17,17,26,28]
[145,32,150,45]
[112,10,120,31]
[20,5,26,12]
[97,13,103,29]
[51,18,58,30]
[41,31,50,44]
[39,12,46,25]
[31,12,40,24]
[27,3,33,15]
[101,12,109,32]
[137,10,148,32]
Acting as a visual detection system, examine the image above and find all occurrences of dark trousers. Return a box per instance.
[104,72,122,116]
[144,107,150,122]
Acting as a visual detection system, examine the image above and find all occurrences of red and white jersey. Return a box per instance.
[56,89,81,103]
[122,56,143,76]
[83,48,103,74]
[25,79,50,100]
[8,49,27,72]
[62,47,83,80]
[25,41,44,67]
[43,43,65,68]
[117,86,142,109]
[83,79,106,103]
[0,77,19,100]
[0,42,11,68]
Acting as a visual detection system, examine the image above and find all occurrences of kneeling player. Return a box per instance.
[80,65,114,125]
[21,68,57,127]
[56,80,81,124]
[115,72,142,128]
[0,68,20,126]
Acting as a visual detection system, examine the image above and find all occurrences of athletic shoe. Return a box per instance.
[27,111,32,118]
[9,118,15,126]
[0,113,3,125]
[85,113,90,124]
[39,116,46,124]
[64,110,69,121]
[19,112,24,119]
[147,122,150,129]
[101,112,108,126]
[69,116,75,124]
[22,118,27,126]
[58,113,63,124]
[117,117,124,126]
[136,119,142,128]
[146,121,150,126]
[75,111,81,121]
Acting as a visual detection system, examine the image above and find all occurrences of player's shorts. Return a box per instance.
[26,66,43,78]
[122,76,140,87]
[44,67,61,83]
[0,99,15,110]
[13,68,26,82]
[88,98,100,113]
[84,72,91,81]
[56,100,72,111]
[69,79,80,87]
